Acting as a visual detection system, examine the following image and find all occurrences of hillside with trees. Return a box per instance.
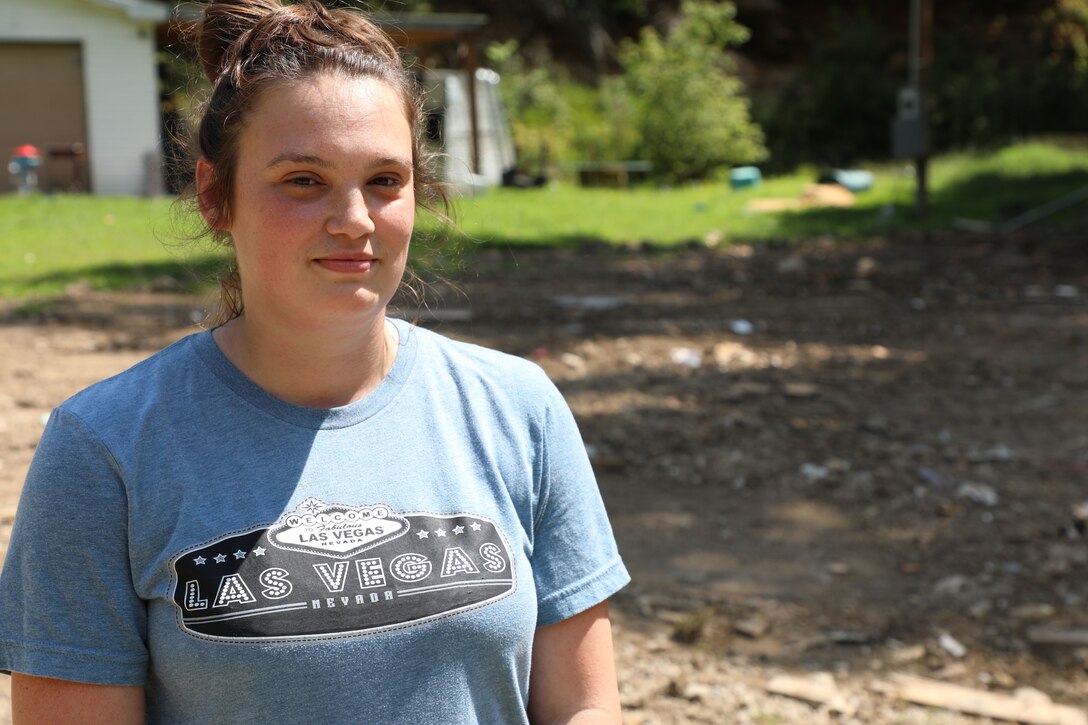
[351,0,1088,175]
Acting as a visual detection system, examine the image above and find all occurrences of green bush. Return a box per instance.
[488,2,767,181]
[489,40,609,174]
[565,77,640,163]
[619,0,767,181]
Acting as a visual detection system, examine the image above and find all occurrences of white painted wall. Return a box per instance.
[424,68,516,192]
[0,0,167,195]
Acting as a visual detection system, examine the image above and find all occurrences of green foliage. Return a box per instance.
[754,8,898,169]
[565,78,641,162]
[618,0,767,181]
[486,40,575,172]
[486,41,641,171]
[487,1,766,180]
[928,20,1088,150]
[1044,0,1088,70]
[752,0,1088,167]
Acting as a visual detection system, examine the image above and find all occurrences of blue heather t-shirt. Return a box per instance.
[0,319,629,724]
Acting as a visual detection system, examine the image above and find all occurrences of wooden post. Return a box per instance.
[464,35,481,175]
[911,0,933,217]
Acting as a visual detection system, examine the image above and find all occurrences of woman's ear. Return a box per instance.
[196,157,228,230]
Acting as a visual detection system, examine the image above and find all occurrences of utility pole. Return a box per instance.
[893,0,933,216]
[911,0,933,216]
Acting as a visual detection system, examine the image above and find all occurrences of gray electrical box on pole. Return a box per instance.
[891,87,928,159]
[892,0,932,216]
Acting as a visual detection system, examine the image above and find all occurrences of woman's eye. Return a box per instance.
[287,177,319,187]
[371,176,402,188]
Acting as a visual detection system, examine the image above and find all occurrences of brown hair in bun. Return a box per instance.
[190,0,446,322]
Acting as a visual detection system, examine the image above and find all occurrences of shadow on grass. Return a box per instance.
[1,236,611,303]
[422,231,611,256]
[763,167,1088,241]
[0,253,230,299]
[8,165,1088,300]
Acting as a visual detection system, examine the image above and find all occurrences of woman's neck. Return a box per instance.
[212,313,398,408]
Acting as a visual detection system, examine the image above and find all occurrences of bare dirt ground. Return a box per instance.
[2,232,1088,723]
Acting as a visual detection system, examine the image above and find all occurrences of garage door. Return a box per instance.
[0,43,89,193]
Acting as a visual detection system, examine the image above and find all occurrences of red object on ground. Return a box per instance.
[11,144,41,159]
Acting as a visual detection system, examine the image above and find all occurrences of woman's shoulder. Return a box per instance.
[60,331,207,423]
[404,322,560,400]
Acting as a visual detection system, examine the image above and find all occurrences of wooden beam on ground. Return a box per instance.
[1027,627,1088,647]
[878,673,1087,725]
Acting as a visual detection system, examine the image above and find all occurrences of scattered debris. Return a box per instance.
[967,444,1018,463]
[876,673,1088,725]
[856,256,879,278]
[551,294,626,311]
[712,341,761,370]
[828,630,873,645]
[916,465,948,488]
[558,352,587,372]
[734,616,770,639]
[1043,543,1088,575]
[1073,500,1088,522]
[728,319,755,336]
[957,482,999,507]
[668,679,712,702]
[933,574,969,596]
[938,632,968,658]
[1011,604,1057,621]
[776,256,809,275]
[782,382,819,398]
[932,662,970,681]
[766,671,857,716]
[968,599,993,619]
[669,347,703,369]
[1027,627,1088,647]
[887,643,927,664]
[1055,284,1081,299]
[799,463,830,482]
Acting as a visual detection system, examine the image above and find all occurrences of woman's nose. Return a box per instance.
[326,187,376,239]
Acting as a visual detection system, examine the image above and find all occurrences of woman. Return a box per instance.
[0,1,629,722]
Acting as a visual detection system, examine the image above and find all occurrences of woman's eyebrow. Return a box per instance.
[265,153,331,169]
[264,153,412,171]
[371,156,414,172]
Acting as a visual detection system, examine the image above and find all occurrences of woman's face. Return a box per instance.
[209,72,416,332]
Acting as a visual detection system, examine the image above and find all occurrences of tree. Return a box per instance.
[618,0,766,181]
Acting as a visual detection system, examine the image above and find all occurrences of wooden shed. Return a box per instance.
[0,0,168,195]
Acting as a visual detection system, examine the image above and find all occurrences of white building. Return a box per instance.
[0,0,167,195]
[422,68,516,193]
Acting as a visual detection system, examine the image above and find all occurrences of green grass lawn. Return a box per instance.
[3,141,1087,300]
[0,195,226,299]
[438,142,1088,247]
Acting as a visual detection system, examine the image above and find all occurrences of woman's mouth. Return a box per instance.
[314,255,376,274]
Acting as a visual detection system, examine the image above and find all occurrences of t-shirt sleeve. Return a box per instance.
[0,407,148,685]
[530,380,630,627]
